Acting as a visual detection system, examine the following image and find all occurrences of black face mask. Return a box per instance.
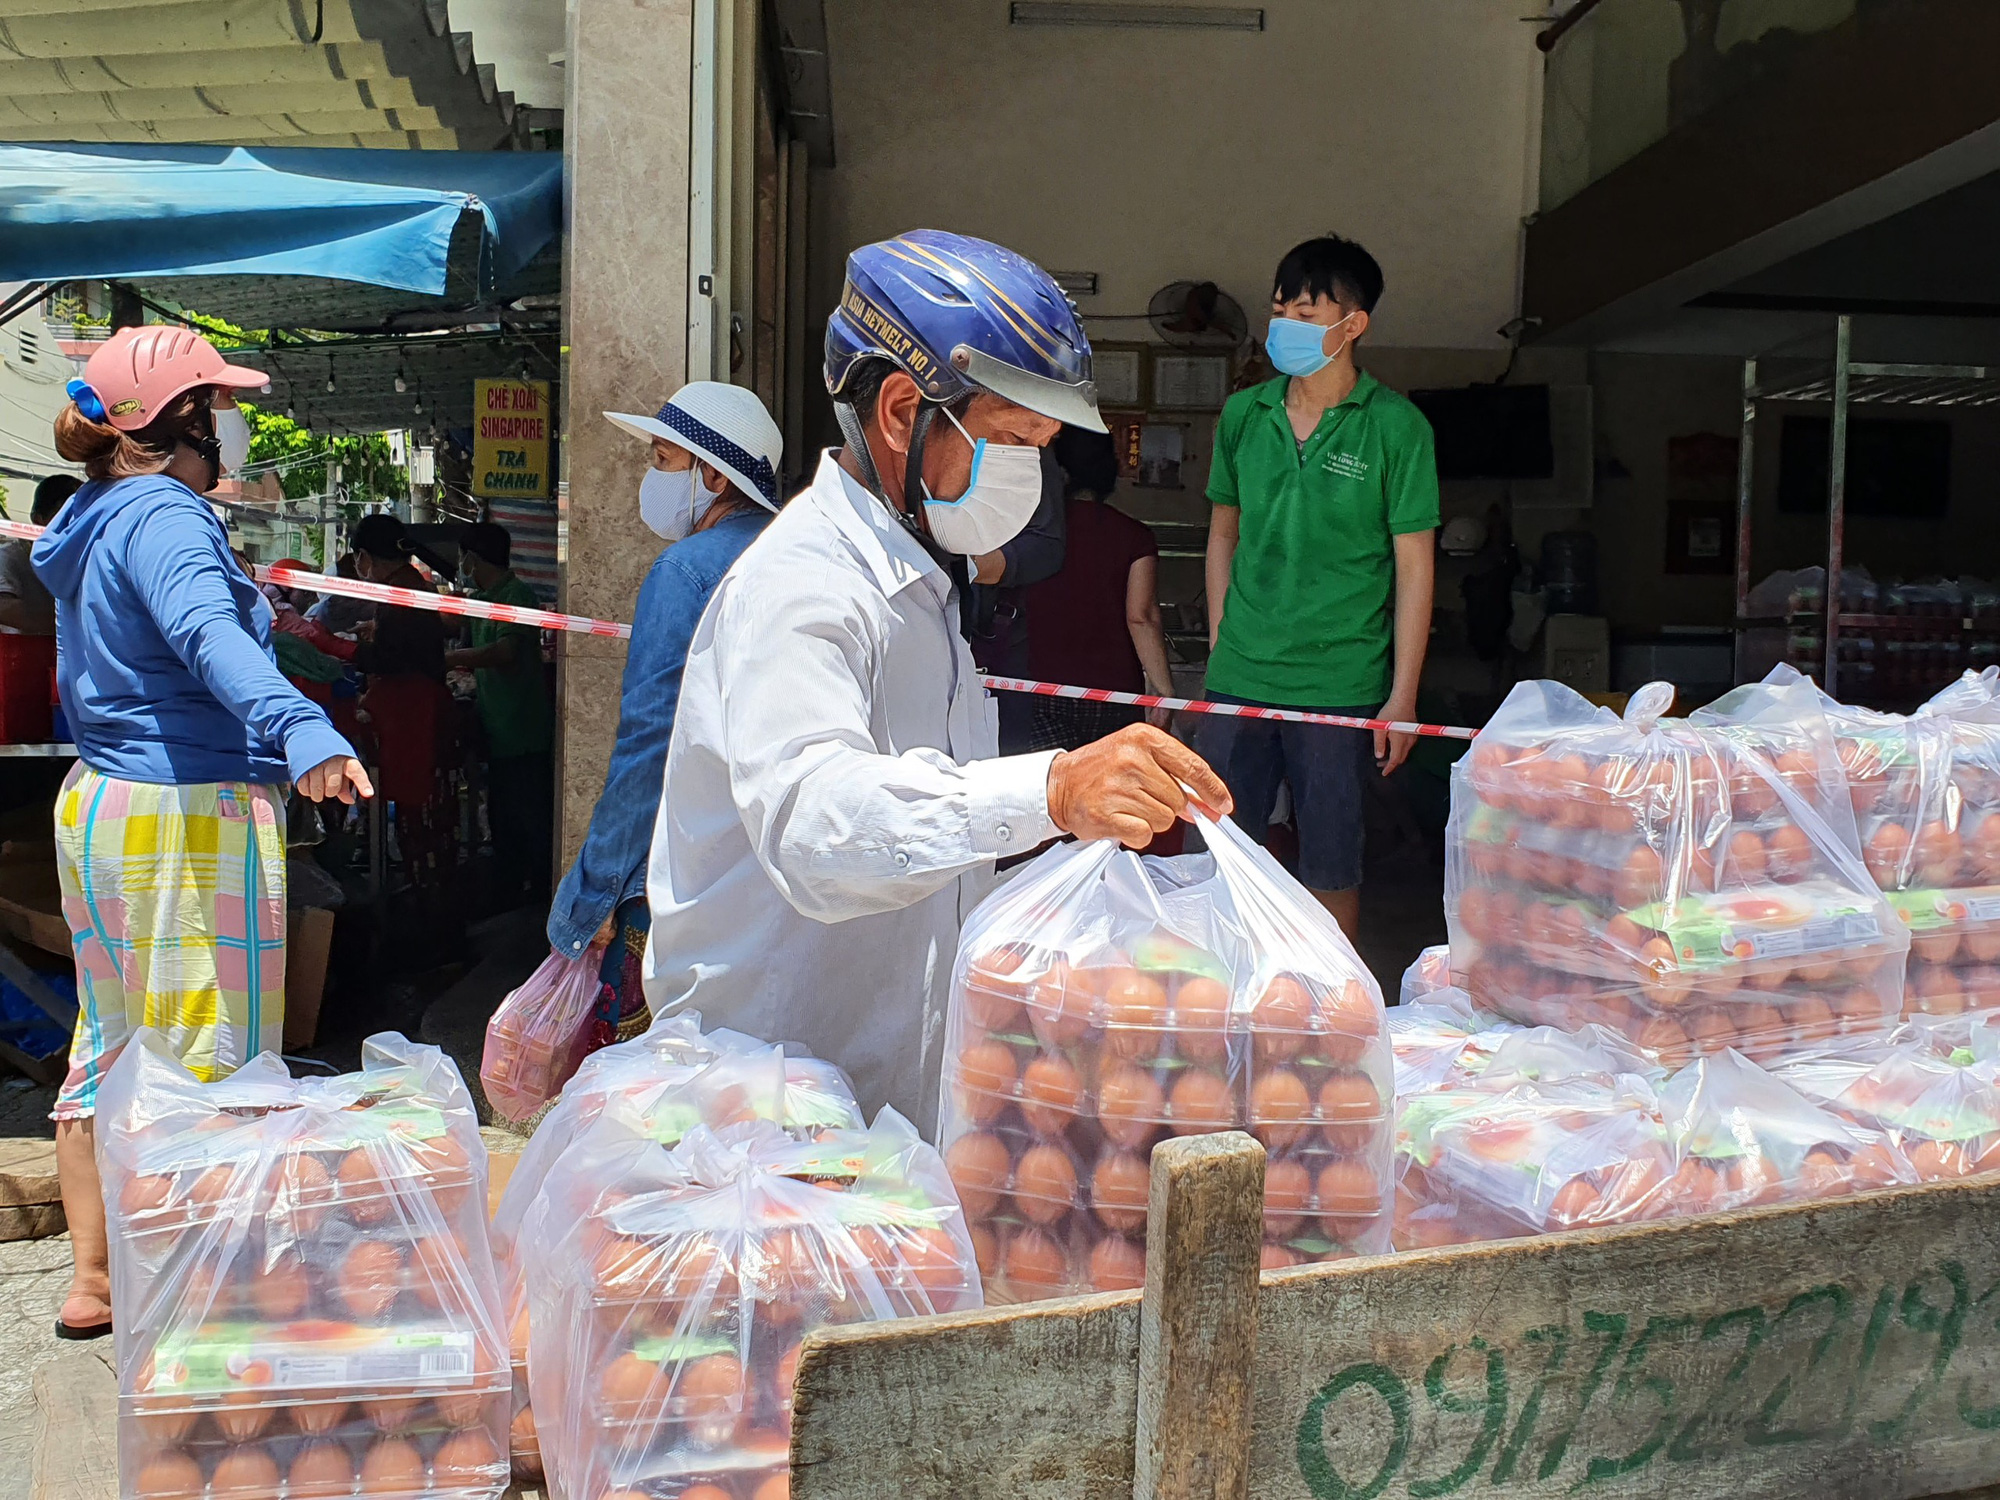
[182,407,223,493]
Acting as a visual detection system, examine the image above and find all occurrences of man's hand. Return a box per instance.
[1047,725,1232,848]
[1374,696,1418,777]
[298,756,375,805]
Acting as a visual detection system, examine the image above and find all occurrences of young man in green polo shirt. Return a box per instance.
[1201,235,1438,938]
[448,521,556,903]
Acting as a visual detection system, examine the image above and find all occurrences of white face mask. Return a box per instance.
[213,405,251,474]
[640,465,715,541]
[920,406,1043,557]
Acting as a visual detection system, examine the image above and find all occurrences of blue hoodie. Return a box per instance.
[32,475,353,786]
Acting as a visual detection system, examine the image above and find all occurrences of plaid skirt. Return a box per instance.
[50,765,287,1119]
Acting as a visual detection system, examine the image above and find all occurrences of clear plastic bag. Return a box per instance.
[97,1030,509,1500]
[1393,1077,1673,1249]
[1775,1030,2000,1180]
[939,811,1394,1297]
[1656,1047,1913,1211]
[1448,679,1909,1066]
[521,1109,979,1500]
[1400,944,1454,1003]
[480,950,605,1124]
[1388,990,1519,1096]
[487,1017,860,1487]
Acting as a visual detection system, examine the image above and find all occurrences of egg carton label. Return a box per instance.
[1962,893,2000,923]
[154,1326,480,1395]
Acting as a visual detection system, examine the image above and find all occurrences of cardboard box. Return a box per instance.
[283,906,336,1050]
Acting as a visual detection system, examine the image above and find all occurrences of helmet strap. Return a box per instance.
[183,406,223,493]
[834,395,977,634]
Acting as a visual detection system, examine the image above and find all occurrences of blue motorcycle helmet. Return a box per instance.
[825,230,1105,528]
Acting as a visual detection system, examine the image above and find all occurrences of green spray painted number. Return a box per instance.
[1490,1324,1568,1486]
[1408,1340,1508,1499]
[1743,1284,1852,1447]
[1535,1311,1626,1482]
[1583,1314,1698,1483]
[1298,1363,1411,1500]
[1666,1306,1766,1463]
[1871,1262,1970,1442]
[1957,1276,2000,1429]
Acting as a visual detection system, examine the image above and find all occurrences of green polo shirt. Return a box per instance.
[1207,371,1439,707]
[471,572,554,758]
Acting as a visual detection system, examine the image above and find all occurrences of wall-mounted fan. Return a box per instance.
[1147,280,1249,349]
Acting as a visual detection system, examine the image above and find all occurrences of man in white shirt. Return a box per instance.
[645,231,1229,1124]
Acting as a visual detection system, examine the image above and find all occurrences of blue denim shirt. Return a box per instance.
[546,508,770,958]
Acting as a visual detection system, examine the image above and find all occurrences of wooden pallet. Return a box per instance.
[792,1133,2000,1500]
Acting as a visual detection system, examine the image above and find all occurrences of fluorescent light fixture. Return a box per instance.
[1009,3,1265,30]
[1051,271,1100,296]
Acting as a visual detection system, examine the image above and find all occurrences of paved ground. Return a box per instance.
[0,1233,84,1500]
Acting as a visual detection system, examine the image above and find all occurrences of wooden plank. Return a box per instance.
[0,1202,66,1242]
[1136,1132,1264,1500]
[790,1176,2000,1500]
[0,1138,60,1208]
[0,862,70,959]
[31,1350,117,1500]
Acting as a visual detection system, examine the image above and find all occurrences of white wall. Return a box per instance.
[815,0,1543,355]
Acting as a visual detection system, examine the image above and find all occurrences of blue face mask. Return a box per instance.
[1265,313,1354,378]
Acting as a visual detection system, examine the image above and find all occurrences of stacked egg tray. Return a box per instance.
[1775,1029,2000,1181]
[525,1117,979,1500]
[1447,683,1909,1068]
[103,1040,510,1500]
[940,943,1394,1300]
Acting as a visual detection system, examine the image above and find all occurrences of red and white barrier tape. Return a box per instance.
[0,517,1477,738]
[978,677,1477,740]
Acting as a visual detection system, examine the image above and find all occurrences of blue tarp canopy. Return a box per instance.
[0,144,561,296]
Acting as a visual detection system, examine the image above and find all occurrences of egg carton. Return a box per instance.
[1774,1031,2000,1180]
[124,1412,508,1499]
[1458,953,1903,1066]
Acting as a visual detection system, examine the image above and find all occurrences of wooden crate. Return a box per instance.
[792,1134,2000,1500]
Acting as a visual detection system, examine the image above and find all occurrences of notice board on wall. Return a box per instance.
[472,379,552,499]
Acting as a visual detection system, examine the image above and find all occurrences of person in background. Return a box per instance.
[348,513,458,926]
[1201,234,1438,939]
[1022,425,1174,751]
[307,551,373,637]
[35,326,370,1339]
[0,474,79,634]
[966,449,1066,753]
[546,383,782,1041]
[447,522,555,905]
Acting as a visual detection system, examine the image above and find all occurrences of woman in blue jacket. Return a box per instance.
[546,383,782,1040]
[37,326,371,1337]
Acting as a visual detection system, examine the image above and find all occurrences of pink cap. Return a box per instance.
[78,325,269,433]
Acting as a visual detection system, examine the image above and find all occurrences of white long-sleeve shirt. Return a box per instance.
[643,452,1061,1128]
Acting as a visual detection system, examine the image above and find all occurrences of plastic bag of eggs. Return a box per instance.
[98,1029,511,1500]
[940,811,1393,1301]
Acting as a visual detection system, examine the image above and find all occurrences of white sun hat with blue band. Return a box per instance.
[605,381,785,512]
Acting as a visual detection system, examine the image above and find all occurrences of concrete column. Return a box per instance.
[556,0,695,865]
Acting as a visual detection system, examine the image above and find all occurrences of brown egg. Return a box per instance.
[335,1148,392,1226]
[1090,1152,1150,1234]
[118,1172,174,1220]
[1095,1065,1167,1148]
[1251,976,1314,1060]
[944,1131,1013,1220]
[1726,830,1767,885]
[1088,1235,1147,1292]
[134,1403,198,1445]
[600,1351,660,1415]
[1262,1158,1312,1238]
[1968,929,2000,965]
[359,1438,427,1495]
[1909,1139,1967,1181]
[133,1451,204,1499]
[287,1400,350,1436]
[1614,846,1664,910]
[954,1040,1018,1125]
[362,1395,424,1433]
[270,1153,335,1234]
[1173,975,1232,1063]
[215,1389,275,1443]
[1101,970,1170,1061]
[1735,1003,1789,1060]
[247,1258,310,1321]
[437,1387,495,1428]
[1915,966,1972,1017]
[1635,1015,1691,1066]
[1548,1177,1601,1229]
[1019,1054,1085,1136]
[1315,1161,1379,1216]
[1312,979,1378,1068]
[592,1231,650,1291]
[185,1164,240,1216]
[1316,1072,1383,1152]
[902,1226,972,1302]
[288,1442,356,1499]
[1247,1069,1310,1150]
[1685,1008,1734,1054]
[680,1352,744,1416]
[754,1471,792,1500]
[1798,1148,1850,1200]
[408,1231,471,1314]
[1912,928,1963,965]
[1914,821,1964,887]
[1260,1243,1301,1271]
[1599,1157,1668,1222]
[1168,1069,1236,1136]
[1865,823,1911,889]
[1725,1155,1784,1206]
[1667,1159,1723,1215]
[211,1445,282,1499]
[1766,824,1815,881]
[968,1223,1000,1280]
[1638,939,1691,1006]
[1012,1144,1078,1224]
[964,945,1032,1032]
[334,1238,405,1320]
[1971,816,2000,882]
[1788,995,1838,1043]
[1001,1227,1069,1298]
[432,1428,503,1488]
[1028,959,1093,1046]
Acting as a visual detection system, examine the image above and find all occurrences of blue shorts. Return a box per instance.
[1195,690,1376,892]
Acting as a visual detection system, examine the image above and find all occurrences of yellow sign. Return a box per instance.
[472,379,551,498]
